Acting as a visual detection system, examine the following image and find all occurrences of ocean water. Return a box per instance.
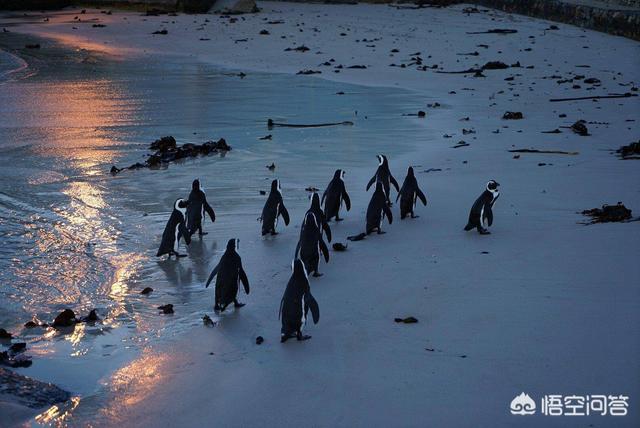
[0,34,434,409]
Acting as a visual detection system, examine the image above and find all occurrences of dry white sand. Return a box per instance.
[3,2,639,427]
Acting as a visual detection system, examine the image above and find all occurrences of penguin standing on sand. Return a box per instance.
[305,192,331,242]
[205,239,249,312]
[366,181,393,234]
[156,198,191,258]
[295,212,330,277]
[464,180,500,235]
[259,179,290,236]
[322,169,351,222]
[366,155,399,205]
[279,259,320,343]
[186,179,216,237]
[397,167,427,219]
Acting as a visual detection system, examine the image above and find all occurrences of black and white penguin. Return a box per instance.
[322,169,351,222]
[205,238,249,312]
[186,179,216,237]
[366,154,399,205]
[295,211,330,277]
[464,180,500,235]
[396,167,427,219]
[366,181,393,234]
[305,192,331,242]
[156,198,192,258]
[279,259,320,343]
[259,179,290,236]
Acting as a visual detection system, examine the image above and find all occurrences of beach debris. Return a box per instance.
[542,129,562,134]
[92,24,106,28]
[24,321,39,328]
[0,367,71,407]
[305,186,319,192]
[259,134,272,140]
[297,69,321,75]
[0,329,11,340]
[508,149,578,155]
[267,119,353,129]
[347,65,367,69]
[152,29,168,35]
[259,29,269,35]
[549,93,637,102]
[347,232,366,241]
[467,29,517,35]
[213,0,259,14]
[332,243,347,251]
[52,309,77,328]
[285,45,309,52]
[203,315,215,327]
[423,168,443,173]
[25,43,40,49]
[259,190,266,195]
[452,141,469,148]
[9,343,26,354]
[266,163,276,171]
[581,203,633,224]
[616,141,640,159]
[403,111,426,117]
[482,61,509,70]
[1,351,32,368]
[255,336,264,345]
[570,120,589,136]
[80,309,99,323]
[503,111,523,120]
[394,316,418,324]
[158,304,174,314]
[140,287,154,295]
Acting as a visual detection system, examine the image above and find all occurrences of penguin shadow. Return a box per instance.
[157,257,194,289]
[186,237,218,283]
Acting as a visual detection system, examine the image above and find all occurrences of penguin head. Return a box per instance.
[192,179,200,191]
[334,169,344,180]
[271,179,281,193]
[303,211,318,229]
[309,192,321,210]
[376,154,384,166]
[486,180,500,192]
[292,258,308,279]
[174,198,188,216]
[407,166,415,177]
[227,238,239,251]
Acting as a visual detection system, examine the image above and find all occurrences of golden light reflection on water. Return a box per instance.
[35,396,81,426]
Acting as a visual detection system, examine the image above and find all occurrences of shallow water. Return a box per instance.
[0,35,434,408]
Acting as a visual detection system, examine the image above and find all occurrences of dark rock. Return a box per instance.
[347,65,367,69]
[503,111,523,120]
[52,309,77,327]
[417,110,426,118]
[616,141,640,159]
[9,343,26,354]
[158,304,174,314]
[259,134,272,140]
[24,321,38,328]
[259,190,266,195]
[203,314,215,326]
[297,69,321,75]
[394,316,418,324]
[25,43,40,49]
[305,186,319,192]
[570,120,589,136]
[285,45,309,52]
[582,203,632,224]
[259,29,269,35]
[92,24,106,28]
[0,328,12,339]
[0,352,32,368]
[140,287,153,295]
[584,77,601,84]
[255,336,264,345]
[332,243,347,251]
[81,309,99,323]
[482,61,508,70]
[266,163,276,170]
[152,29,168,35]
[149,136,177,152]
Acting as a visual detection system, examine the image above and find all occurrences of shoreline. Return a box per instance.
[1,2,638,426]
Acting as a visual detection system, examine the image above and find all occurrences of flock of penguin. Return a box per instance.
[155,154,500,343]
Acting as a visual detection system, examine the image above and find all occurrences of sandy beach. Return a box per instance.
[0,2,639,427]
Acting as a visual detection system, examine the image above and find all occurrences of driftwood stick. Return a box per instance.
[549,93,638,102]
[509,149,579,155]
[267,119,354,129]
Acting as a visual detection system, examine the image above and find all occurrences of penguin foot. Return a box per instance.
[377,230,386,235]
[296,334,312,341]
[312,272,324,278]
[175,253,187,258]
[214,304,222,312]
[478,229,491,235]
[270,231,279,236]
[335,217,344,222]
[234,301,246,308]
[199,232,208,236]
[411,214,419,219]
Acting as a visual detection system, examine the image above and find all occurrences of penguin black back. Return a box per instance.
[205,238,250,311]
[464,180,500,234]
[366,155,400,205]
[322,169,351,222]
[157,198,191,258]
[296,211,330,277]
[279,259,319,342]
[366,181,393,234]
[260,179,290,236]
[397,167,427,219]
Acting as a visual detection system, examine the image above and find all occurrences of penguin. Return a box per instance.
[279,259,320,343]
[366,154,399,205]
[295,211,330,277]
[366,181,393,234]
[464,180,500,235]
[259,179,290,236]
[396,167,427,219]
[156,198,192,258]
[205,238,249,312]
[186,179,216,237]
[322,169,351,222]
[305,192,331,242]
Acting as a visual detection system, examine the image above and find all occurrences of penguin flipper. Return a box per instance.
[417,188,427,206]
[278,297,284,321]
[204,200,216,222]
[390,174,400,192]
[321,190,327,206]
[280,204,290,226]
[366,174,376,191]
[305,292,320,324]
[319,238,330,263]
[239,266,250,294]
[383,205,393,225]
[323,222,332,243]
[294,241,301,259]
[179,221,191,245]
[205,263,220,288]
[342,189,351,211]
